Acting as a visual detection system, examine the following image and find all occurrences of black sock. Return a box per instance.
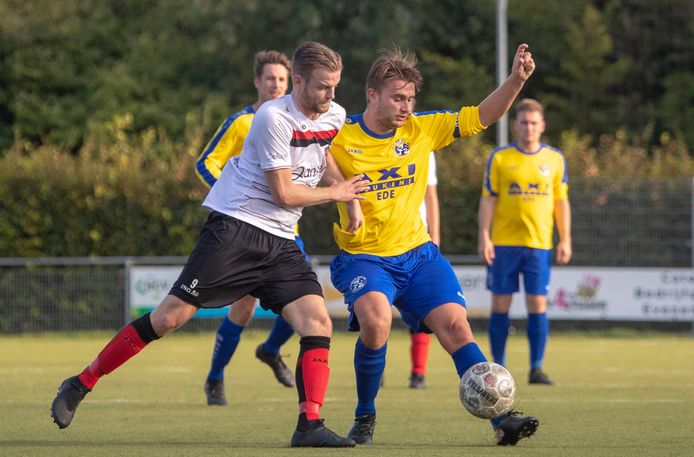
[296,412,322,431]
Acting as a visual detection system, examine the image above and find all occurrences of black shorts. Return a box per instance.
[169,211,322,314]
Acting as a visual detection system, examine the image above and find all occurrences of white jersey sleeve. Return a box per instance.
[420,152,438,227]
[254,107,294,170]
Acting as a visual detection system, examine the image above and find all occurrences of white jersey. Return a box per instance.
[204,94,346,239]
[419,152,438,228]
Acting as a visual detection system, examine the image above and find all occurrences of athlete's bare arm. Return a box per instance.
[478,44,535,127]
[265,168,368,208]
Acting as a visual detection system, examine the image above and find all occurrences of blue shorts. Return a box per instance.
[330,242,466,333]
[295,235,309,263]
[486,246,551,295]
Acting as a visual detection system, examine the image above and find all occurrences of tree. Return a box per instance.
[540,4,631,136]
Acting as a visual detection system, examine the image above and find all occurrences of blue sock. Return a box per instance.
[527,312,549,370]
[262,316,294,355]
[491,412,509,429]
[206,315,244,382]
[354,339,387,416]
[488,312,510,366]
[451,342,487,378]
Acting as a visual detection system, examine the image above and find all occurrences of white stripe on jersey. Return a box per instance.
[203,94,346,239]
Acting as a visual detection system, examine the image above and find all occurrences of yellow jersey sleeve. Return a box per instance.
[482,144,568,249]
[195,108,254,188]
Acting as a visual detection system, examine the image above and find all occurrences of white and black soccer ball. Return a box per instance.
[459,362,515,419]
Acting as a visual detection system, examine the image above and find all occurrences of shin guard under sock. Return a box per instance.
[295,336,330,421]
[354,338,387,416]
[78,313,160,389]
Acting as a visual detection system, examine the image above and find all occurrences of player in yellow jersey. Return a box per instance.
[195,51,299,406]
[478,98,572,386]
[327,45,540,446]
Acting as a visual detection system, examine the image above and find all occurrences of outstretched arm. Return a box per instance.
[478,44,536,127]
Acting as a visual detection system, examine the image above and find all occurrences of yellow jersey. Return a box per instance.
[195,106,254,187]
[330,107,485,256]
[482,143,569,249]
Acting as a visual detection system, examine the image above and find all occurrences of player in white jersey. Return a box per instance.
[204,93,345,237]
[51,42,367,448]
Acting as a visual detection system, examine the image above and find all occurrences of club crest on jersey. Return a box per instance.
[393,139,410,157]
[350,275,367,293]
[539,164,550,176]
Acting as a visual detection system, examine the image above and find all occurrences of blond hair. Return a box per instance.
[291,42,342,80]
[365,47,423,97]
[253,50,291,78]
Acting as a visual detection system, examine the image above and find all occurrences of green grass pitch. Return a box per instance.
[1,330,693,456]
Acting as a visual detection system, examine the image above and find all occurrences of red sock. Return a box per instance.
[297,348,330,420]
[78,324,150,389]
[410,332,430,375]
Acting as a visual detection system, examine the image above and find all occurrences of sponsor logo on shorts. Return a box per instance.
[350,275,367,293]
[457,290,465,300]
[179,278,200,297]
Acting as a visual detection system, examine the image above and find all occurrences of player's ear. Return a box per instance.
[366,87,377,104]
[292,74,303,91]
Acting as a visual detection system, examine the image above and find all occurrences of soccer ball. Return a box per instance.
[459,362,515,419]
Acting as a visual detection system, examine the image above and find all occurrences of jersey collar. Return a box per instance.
[354,113,396,139]
[513,142,544,155]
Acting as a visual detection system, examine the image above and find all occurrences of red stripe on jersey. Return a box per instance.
[292,129,339,141]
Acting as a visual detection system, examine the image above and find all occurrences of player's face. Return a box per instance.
[369,79,416,131]
[254,63,289,104]
[514,110,545,147]
[293,68,341,119]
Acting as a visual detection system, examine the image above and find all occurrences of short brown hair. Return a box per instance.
[515,98,544,117]
[291,42,342,80]
[253,50,291,79]
[365,47,423,96]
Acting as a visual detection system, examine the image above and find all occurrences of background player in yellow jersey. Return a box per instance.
[195,50,299,405]
[328,44,540,446]
[478,98,572,386]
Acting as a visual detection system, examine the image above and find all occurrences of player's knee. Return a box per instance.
[151,296,194,335]
[150,311,182,336]
[359,318,390,348]
[296,311,332,337]
[314,312,333,335]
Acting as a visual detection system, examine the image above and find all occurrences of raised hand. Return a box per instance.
[512,44,535,82]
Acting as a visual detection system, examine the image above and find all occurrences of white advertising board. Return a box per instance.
[129,265,694,322]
